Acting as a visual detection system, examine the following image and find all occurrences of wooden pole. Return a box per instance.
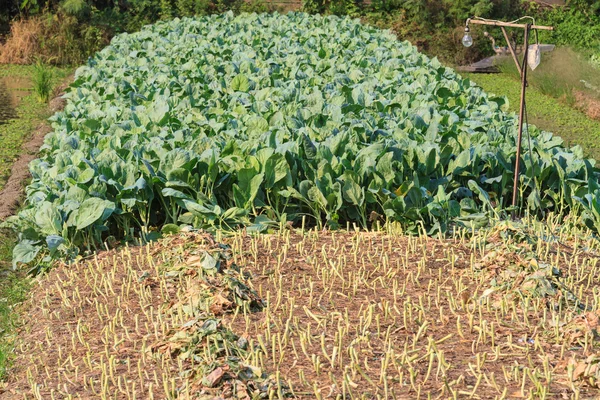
[500,26,522,75]
[468,19,553,31]
[464,17,553,217]
[511,24,530,215]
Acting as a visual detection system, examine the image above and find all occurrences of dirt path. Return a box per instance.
[0,77,70,221]
[0,123,50,220]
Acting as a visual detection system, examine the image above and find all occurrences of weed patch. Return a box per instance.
[0,229,27,382]
[32,60,53,103]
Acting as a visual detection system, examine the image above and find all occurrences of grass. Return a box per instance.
[32,59,53,103]
[464,71,600,162]
[496,48,600,108]
[0,229,26,381]
[0,64,71,191]
[3,217,600,398]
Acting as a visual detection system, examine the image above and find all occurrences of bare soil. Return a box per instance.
[0,239,183,398]
[223,232,591,399]
[2,228,600,398]
[1,232,261,399]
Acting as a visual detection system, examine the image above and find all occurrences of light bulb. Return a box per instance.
[462,27,473,48]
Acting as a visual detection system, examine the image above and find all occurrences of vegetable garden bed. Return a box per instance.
[3,12,599,271]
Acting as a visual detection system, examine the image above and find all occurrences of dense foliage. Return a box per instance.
[536,0,600,50]
[3,0,600,66]
[4,12,600,269]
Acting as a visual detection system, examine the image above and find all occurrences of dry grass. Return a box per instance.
[0,18,43,65]
[0,14,107,65]
[2,217,600,399]
[574,91,600,121]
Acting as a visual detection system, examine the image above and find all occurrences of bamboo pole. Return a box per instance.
[465,17,553,216]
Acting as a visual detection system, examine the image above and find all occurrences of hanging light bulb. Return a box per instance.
[462,26,473,48]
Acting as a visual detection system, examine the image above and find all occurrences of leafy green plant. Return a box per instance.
[575,177,600,233]
[32,59,53,103]
[4,12,600,270]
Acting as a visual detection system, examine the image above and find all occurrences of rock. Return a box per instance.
[202,367,225,388]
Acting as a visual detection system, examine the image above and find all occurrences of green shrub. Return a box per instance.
[301,0,327,14]
[591,51,600,69]
[239,0,280,14]
[537,0,600,50]
[176,0,212,17]
[59,0,91,19]
[160,0,176,19]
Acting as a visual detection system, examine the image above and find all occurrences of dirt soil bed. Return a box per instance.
[1,236,201,399]
[223,230,600,399]
[2,226,600,399]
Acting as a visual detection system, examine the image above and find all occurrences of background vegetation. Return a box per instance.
[2,0,600,66]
